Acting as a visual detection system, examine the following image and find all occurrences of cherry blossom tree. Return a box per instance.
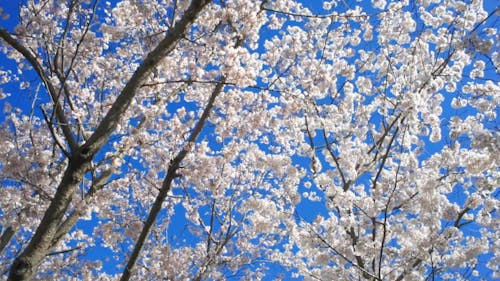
[0,0,498,280]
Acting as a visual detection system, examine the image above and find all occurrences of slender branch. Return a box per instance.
[378,160,403,279]
[54,0,99,122]
[367,114,401,155]
[371,126,399,190]
[193,205,238,281]
[46,246,82,257]
[120,79,224,281]
[141,78,236,87]
[307,224,380,280]
[322,129,350,190]
[50,169,113,249]
[304,116,318,175]
[206,200,216,255]
[394,194,475,281]
[0,28,78,151]
[0,226,16,254]
[40,106,70,157]
[454,207,472,228]
[262,7,368,20]
[81,0,211,159]
[395,257,424,281]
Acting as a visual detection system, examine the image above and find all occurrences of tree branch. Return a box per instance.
[81,0,211,159]
[0,226,15,254]
[120,78,224,281]
[0,28,78,151]
[7,1,211,279]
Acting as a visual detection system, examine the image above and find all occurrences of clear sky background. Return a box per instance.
[1,0,499,280]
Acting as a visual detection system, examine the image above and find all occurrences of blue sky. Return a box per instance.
[1,0,499,280]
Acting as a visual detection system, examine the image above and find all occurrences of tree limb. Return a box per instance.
[0,226,15,254]
[0,28,78,151]
[120,78,224,281]
[7,1,211,279]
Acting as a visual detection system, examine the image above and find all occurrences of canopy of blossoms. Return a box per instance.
[0,0,498,280]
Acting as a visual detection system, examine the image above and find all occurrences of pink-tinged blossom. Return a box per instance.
[0,0,498,280]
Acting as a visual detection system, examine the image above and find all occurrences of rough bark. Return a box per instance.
[8,153,89,280]
[0,226,15,254]
[5,1,211,279]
